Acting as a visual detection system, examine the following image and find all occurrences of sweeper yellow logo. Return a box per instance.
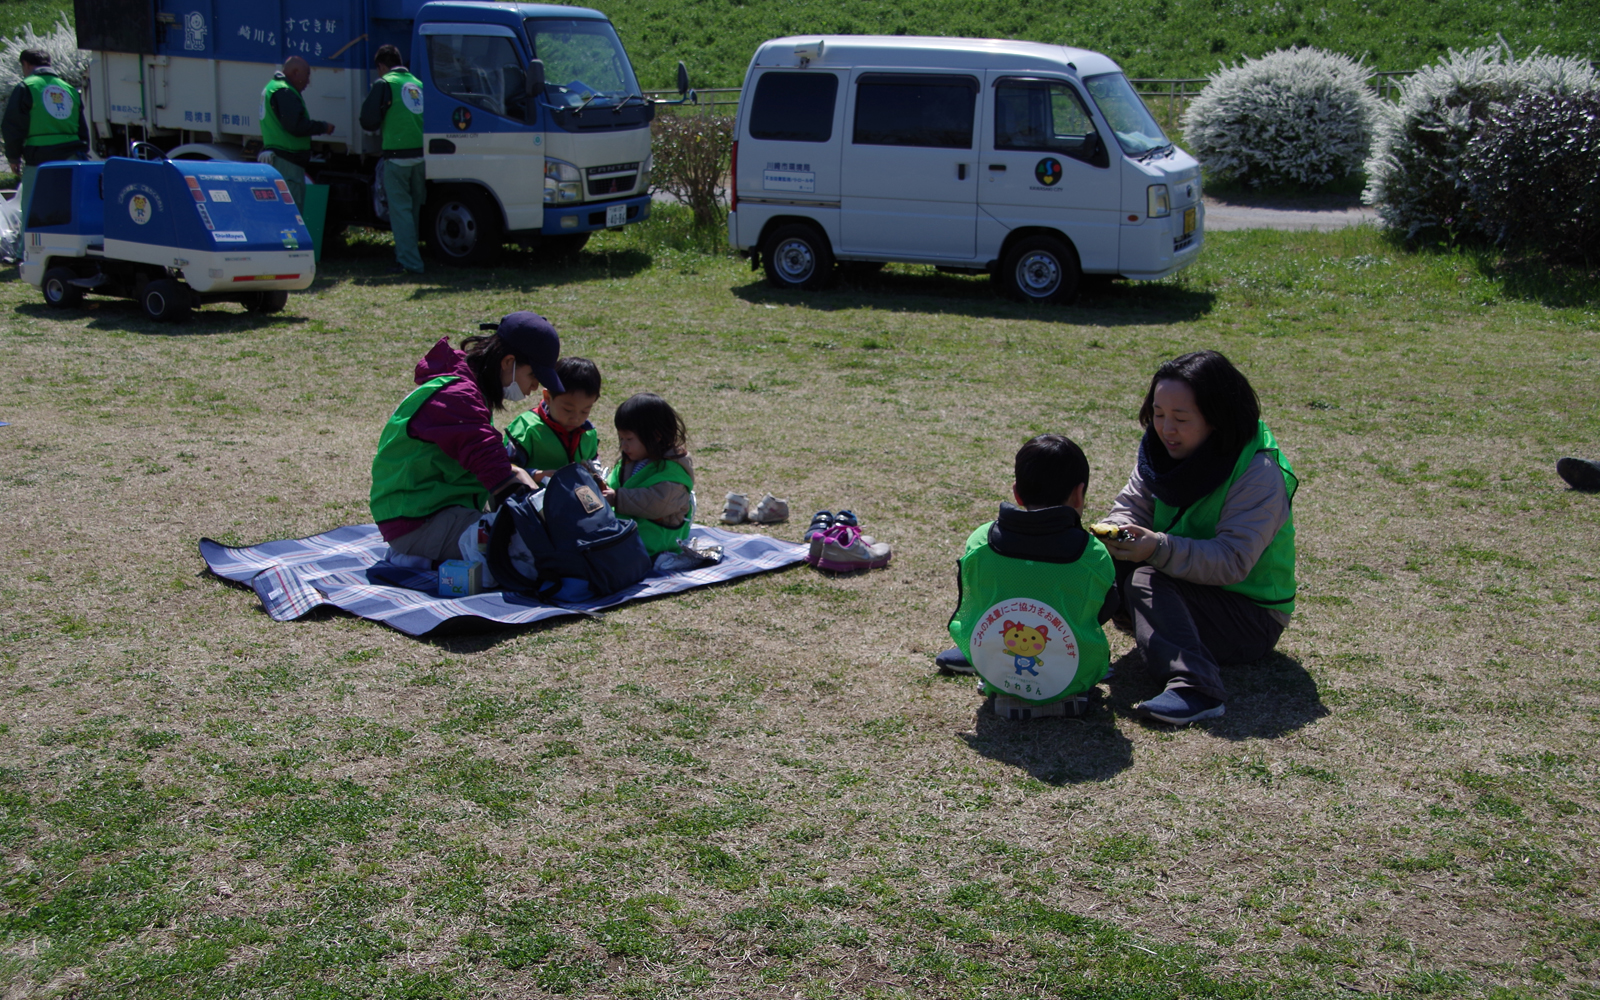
[128,194,152,225]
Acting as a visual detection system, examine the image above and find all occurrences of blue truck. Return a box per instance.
[21,156,315,320]
[74,0,688,265]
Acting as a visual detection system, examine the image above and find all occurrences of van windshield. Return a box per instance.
[1082,73,1170,155]
[525,18,641,107]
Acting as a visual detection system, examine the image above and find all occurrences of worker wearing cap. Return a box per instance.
[3,49,89,228]
[259,55,335,208]
[359,44,426,275]
[371,312,566,566]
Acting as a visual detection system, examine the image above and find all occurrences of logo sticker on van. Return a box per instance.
[1034,158,1063,187]
[763,162,814,193]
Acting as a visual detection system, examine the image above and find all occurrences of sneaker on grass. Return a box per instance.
[1557,457,1600,492]
[721,493,749,524]
[1134,686,1224,725]
[993,695,1088,720]
[807,525,891,572]
[935,647,975,674]
[751,494,790,523]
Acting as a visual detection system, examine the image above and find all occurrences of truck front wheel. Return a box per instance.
[42,267,85,309]
[425,189,504,268]
[762,223,833,291]
[142,279,193,323]
[996,235,1080,305]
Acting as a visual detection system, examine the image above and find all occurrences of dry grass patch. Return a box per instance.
[0,215,1597,997]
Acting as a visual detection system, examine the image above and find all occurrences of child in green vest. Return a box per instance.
[502,357,602,483]
[600,393,695,559]
[941,435,1119,720]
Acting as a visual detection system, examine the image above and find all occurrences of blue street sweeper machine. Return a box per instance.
[20,156,315,322]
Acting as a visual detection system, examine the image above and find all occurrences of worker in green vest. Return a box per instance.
[1098,350,1299,726]
[258,55,334,208]
[3,49,89,229]
[359,44,426,274]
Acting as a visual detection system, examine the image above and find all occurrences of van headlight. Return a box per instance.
[544,158,583,204]
[638,152,652,192]
[1147,184,1171,218]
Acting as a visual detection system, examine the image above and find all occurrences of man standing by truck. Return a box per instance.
[3,50,89,228]
[259,55,335,208]
[359,44,426,275]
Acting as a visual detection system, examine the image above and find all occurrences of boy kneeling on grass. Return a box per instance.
[939,435,1119,720]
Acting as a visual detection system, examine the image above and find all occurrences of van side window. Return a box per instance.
[749,73,839,143]
[853,74,978,149]
[994,79,1103,165]
[427,33,527,120]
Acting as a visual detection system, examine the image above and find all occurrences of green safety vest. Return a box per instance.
[260,77,309,152]
[503,411,598,471]
[370,376,490,523]
[1152,420,1298,615]
[381,70,425,151]
[24,73,81,147]
[948,524,1115,705]
[606,458,694,557]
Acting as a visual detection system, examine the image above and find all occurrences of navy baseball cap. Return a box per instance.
[490,311,563,394]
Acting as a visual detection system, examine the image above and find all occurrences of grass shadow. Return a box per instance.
[326,247,654,294]
[960,698,1134,785]
[9,300,310,335]
[732,272,1216,326]
[1106,647,1328,740]
[1381,227,1600,309]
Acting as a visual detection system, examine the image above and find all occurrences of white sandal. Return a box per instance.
[750,494,790,524]
[721,492,749,524]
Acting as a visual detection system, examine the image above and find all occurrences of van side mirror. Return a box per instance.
[676,60,689,97]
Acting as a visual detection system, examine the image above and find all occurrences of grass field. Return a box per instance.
[4,0,1600,89]
[0,211,1598,998]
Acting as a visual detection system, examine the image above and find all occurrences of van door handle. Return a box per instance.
[988,163,1006,171]
[429,139,456,154]
[957,163,967,180]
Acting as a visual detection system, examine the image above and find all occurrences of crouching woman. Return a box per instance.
[369,312,563,566]
[1099,350,1298,726]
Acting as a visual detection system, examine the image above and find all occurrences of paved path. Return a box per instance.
[1202,193,1378,231]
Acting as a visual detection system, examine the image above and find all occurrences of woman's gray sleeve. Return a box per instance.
[1147,454,1289,586]
[1102,463,1155,528]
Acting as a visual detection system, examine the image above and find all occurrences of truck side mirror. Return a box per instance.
[526,59,545,124]
[676,61,689,97]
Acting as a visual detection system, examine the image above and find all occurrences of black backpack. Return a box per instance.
[486,462,653,600]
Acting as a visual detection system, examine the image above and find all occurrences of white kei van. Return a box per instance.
[727,36,1203,303]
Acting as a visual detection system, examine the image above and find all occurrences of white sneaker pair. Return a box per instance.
[722,492,789,524]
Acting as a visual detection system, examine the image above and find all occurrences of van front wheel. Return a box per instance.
[762,224,833,291]
[997,235,1080,304]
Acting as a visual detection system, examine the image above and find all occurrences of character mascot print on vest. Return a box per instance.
[948,527,1115,706]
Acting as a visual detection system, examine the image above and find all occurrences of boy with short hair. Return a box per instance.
[503,356,602,483]
[941,434,1119,719]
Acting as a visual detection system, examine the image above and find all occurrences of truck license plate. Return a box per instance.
[606,204,627,228]
[1183,207,1196,236]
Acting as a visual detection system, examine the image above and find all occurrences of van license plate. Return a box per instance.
[606,204,627,228]
[1183,207,1196,236]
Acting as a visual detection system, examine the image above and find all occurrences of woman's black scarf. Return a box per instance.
[1136,425,1238,510]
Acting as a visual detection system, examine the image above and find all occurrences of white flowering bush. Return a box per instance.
[0,18,91,91]
[1180,47,1381,189]
[1364,45,1599,238]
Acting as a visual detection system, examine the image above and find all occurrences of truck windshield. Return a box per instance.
[1082,73,1170,156]
[526,18,642,108]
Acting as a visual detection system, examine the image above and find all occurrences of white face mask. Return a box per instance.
[502,370,526,402]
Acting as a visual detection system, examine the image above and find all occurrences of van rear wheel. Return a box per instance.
[762,223,833,291]
[997,235,1080,304]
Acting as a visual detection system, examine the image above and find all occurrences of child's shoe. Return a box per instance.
[805,511,835,540]
[750,494,790,524]
[809,525,892,572]
[721,492,749,524]
[935,647,975,674]
[834,509,860,528]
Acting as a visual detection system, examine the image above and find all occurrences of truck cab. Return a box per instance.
[76,0,659,265]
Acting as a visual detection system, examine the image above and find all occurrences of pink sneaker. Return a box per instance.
[807,525,891,572]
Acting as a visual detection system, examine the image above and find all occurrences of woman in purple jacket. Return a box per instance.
[1098,351,1299,726]
[369,312,564,566]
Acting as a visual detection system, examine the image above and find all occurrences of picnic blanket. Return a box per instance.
[199,524,808,636]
